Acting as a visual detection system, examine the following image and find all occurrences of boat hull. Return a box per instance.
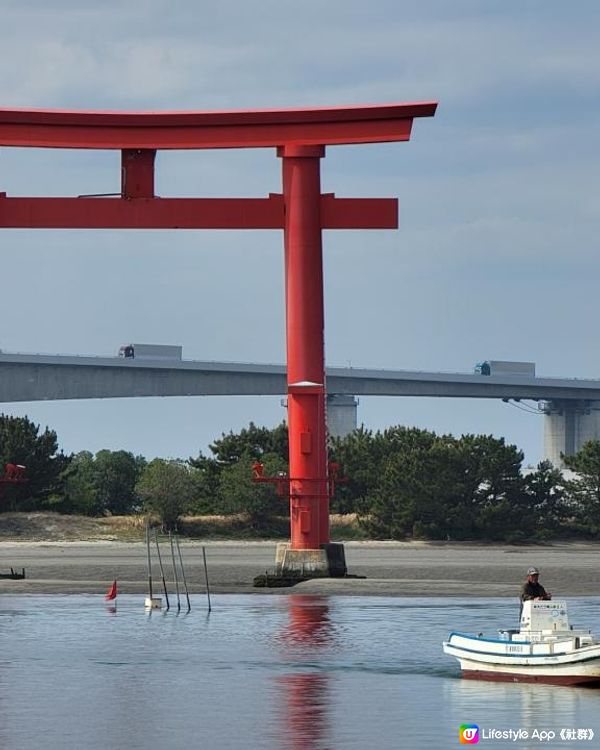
[461,668,600,686]
[444,634,600,686]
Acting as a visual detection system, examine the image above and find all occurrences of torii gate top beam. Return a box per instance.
[0,102,437,149]
[0,101,437,230]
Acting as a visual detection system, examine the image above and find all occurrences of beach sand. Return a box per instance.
[0,540,598,597]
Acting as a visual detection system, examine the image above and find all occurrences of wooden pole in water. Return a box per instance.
[202,545,212,613]
[154,529,170,611]
[146,520,154,601]
[169,531,181,612]
[175,534,191,613]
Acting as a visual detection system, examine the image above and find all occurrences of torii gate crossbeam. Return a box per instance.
[0,102,437,560]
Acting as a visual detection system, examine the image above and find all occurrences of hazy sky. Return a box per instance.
[1,0,599,465]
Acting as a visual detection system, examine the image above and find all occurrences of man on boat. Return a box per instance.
[520,566,552,602]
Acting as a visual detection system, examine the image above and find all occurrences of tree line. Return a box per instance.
[1,413,600,540]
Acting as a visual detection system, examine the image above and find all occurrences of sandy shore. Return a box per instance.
[0,540,598,597]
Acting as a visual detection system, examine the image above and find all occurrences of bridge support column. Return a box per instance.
[543,400,600,467]
[327,394,358,439]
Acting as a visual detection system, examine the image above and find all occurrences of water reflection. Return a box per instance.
[445,672,585,749]
[278,672,329,750]
[283,596,334,650]
[448,674,580,716]
[275,596,335,750]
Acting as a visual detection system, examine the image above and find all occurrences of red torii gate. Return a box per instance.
[0,102,436,569]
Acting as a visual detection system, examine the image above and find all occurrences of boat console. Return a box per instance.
[498,601,594,648]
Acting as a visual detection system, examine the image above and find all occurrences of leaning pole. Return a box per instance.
[0,102,437,576]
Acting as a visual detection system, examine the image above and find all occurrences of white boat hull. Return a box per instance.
[444,634,600,686]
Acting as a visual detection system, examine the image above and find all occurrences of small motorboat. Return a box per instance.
[443,600,600,686]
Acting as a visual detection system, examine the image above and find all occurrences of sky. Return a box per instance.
[1,0,599,465]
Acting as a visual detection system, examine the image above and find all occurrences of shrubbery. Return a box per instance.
[3,412,600,541]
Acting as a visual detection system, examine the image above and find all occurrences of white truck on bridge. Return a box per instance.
[475,360,536,377]
[118,343,183,361]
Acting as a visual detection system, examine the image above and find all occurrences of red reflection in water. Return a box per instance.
[276,596,334,750]
[279,672,329,750]
[285,595,333,648]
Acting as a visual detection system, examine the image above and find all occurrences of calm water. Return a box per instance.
[0,594,599,749]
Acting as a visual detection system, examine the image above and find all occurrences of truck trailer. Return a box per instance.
[475,360,535,377]
[118,343,183,361]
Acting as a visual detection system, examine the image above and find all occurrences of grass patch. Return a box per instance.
[0,512,123,542]
[330,513,369,541]
[0,512,366,542]
[96,515,148,541]
[178,514,289,539]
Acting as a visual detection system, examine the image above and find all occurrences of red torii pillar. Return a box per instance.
[281,144,329,550]
[0,102,437,571]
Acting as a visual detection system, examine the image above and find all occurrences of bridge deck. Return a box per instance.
[0,352,598,403]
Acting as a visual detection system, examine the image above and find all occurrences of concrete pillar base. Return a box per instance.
[277,544,329,577]
[254,542,349,587]
[275,541,347,578]
[320,543,347,577]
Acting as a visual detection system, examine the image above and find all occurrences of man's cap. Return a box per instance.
[527,566,540,575]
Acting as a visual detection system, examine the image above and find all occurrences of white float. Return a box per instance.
[144,596,162,610]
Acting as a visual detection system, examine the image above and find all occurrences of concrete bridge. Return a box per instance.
[1,351,598,466]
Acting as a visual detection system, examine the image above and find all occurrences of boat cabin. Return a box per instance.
[498,600,594,648]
